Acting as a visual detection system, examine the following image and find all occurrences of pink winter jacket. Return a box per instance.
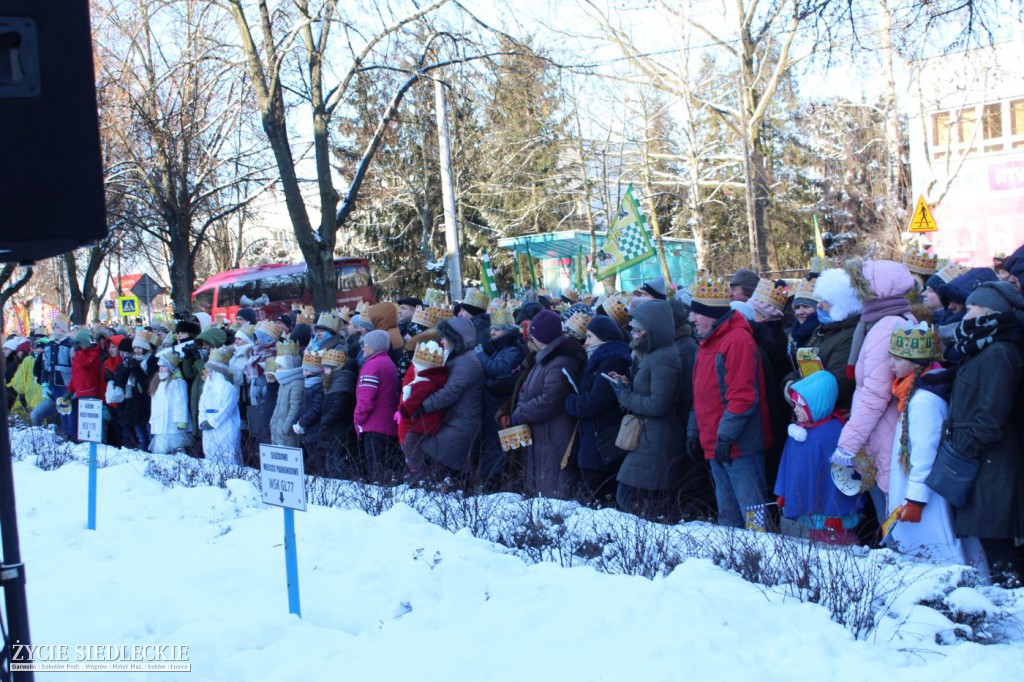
[354,350,399,438]
[837,261,916,493]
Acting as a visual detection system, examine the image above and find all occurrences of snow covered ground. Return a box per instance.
[7,426,1024,681]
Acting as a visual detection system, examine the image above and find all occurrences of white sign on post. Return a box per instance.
[259,444,306,511]
[77,398,104,443]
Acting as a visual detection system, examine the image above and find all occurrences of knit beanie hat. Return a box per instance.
[351,314,375,333]
[74,329,93,347]
[529,309,563,344]
[586,314,624,343]
[639,276,668,300]
[965,280,1024,314]
[117,336,134,353]
[939,267,998,306]
[813,268,862,322]
[289,323,313,349]
[789,370,838,423]
[363,329,390,353]
[729,301,756,322]
[236,307,257,324]
[1002,243,1024,282]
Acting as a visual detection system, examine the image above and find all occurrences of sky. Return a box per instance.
[7,425,1024,681]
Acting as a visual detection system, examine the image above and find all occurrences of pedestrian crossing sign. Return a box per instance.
[117,295,140,316]
[908,196,939,233]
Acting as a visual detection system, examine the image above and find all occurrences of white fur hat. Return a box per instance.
[813,269,863,322]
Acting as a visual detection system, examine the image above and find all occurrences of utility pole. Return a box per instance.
[434,78,462,301]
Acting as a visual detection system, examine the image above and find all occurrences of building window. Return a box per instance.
[983,103,1004,152]
[1012,99,1024,136]
[956,107,977,146]
[932,112,951,149]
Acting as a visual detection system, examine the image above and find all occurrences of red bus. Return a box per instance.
[192,257,376,322]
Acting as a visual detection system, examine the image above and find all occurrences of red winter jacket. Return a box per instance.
[399,365,448,438]
[692,311,772,459]
[354,350,399,438]
[66,345,102,399]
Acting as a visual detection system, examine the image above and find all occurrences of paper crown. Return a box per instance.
[314,311,341,333]
[412,340,446,369]
[691,273,731,307]
[603,292,631,327]
[423,288,448,307]
[236,324,257,342]
[750,278,789,312]
[276,339,301,357]
[158,350,182,368]
[411,305,452,328]
[890,322,940,361]
[206,346,233,372]
[335,306,353,323]
[321,348,347,367]
[264,358,278,375]
[490,305,514,327]
[461,288,489,311]
[132,330,153,349]
[581,293,595,306]
[52,313,71,330]
[791,279,820,306]
[561,288,580,303]
[295,306,315,326]
[563,311,592,341]
[903,248,939,276]
[933,261,969,284]
[301,350,324,370]
[254,320,281,342]
[355,301,370,317]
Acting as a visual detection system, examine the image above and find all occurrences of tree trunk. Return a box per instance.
[750,142,771,273]
[168,218,195,311]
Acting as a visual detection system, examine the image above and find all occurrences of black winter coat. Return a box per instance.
[564,340,631,472]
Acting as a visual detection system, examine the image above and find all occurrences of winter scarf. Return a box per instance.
[303,375,323,389]
[846,295,912,379]
[790,315,819,349]
[952,312,1024,357]
[274,366,304,385]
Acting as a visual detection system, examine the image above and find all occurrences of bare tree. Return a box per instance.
[95,0,273,309]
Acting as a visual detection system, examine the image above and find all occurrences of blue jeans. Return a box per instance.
[30,385,66,430]
[710,454,769,529]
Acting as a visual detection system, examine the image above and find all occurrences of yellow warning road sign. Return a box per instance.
[117,295,140,316]
[908,196,939,233]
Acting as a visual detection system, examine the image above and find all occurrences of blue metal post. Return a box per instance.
[283,507,301,617]
[87,441,97,530]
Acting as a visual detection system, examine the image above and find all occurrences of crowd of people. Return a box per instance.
[5,242,1024,583]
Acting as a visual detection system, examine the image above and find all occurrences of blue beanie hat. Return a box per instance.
[789,371,838,423]
[586,314,624,343]
[938,267,998,306]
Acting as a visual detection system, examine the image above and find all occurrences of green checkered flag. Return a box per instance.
[481,248,498,300]
[595,184,655,280]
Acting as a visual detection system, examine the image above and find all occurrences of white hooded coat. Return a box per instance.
[198,370,242,465]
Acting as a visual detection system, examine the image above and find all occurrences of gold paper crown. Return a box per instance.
[690,273,731,307]
[296,306,315,326]
[933,261,968,284]
[159,350,182,368]
[490,305,514,327]
[903,248,939,276]
[423,288,448,307]
[355,301,370,317]
[207,346,233,368]
[791,279,819,305]
[889,322,940,361]
[213,313,227,326]
[563,311,592,341]
[751,278,789,312]
[411,305,452,328]
[561,288,580,302]
[276,339,300,357]
[604,292,631,327]
[302,350,323,369]
[256,320,282,341]
[335,306,353,323]
[314,311,341,333]
[581,293,595,306]
[462,288,489,311]
[322,348,347,367]
[506,299,522,310]
[236,324,257,342]
[264,358,277,374]
[132,330,153,348]
[412,340,446,369]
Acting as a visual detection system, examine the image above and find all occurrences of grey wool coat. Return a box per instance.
[616,300,686,491]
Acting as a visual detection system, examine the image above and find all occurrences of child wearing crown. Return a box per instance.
[148,350,193,454]
[885,321,964,564]
[398,340,449,476]
[197,347,242,466]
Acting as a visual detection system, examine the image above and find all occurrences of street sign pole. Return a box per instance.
[87,443,97,531]
[283,508,301,617]
[77,398,103,531]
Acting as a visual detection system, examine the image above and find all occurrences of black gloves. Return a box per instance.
[714,439,733,466]
[686,436,703,460]
[183,343,202,361]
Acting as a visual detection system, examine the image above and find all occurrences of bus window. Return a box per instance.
[262,273,304,302]
[194,288,214,311]
[337,263,372,290]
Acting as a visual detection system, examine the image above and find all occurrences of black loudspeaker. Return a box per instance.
[0,0,107,263]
